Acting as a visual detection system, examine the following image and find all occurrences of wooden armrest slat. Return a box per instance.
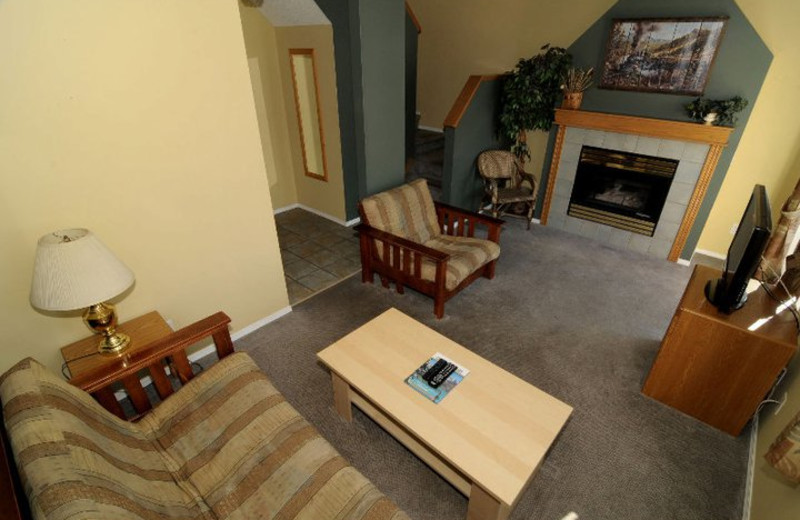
[70,312,231,394]
[434,201,505,228]
[171,351,194,384]
[93,387,126,419]
[212,330,234,358]
[402,247,411,274]
[148,362,174,400]
[392,242,400,268]
[121,374,151,415]
[354,224,449,262]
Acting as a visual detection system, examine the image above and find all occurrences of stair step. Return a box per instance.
[415,130,445,154]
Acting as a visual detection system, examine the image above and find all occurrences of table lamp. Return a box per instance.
[30,228,136,355]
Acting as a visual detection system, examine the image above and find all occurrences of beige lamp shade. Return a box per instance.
[30,229,135,311]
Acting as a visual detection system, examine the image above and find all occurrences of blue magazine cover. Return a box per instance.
[405,352,469,404]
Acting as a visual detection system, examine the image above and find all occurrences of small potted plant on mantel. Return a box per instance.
[685,95,749,126]
[562,67,594,110]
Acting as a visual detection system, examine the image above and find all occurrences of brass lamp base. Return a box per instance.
[83,303,131,355]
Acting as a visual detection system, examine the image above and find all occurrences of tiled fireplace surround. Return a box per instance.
[542,109,733,262]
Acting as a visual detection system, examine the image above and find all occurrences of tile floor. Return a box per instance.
[276,209,361,304]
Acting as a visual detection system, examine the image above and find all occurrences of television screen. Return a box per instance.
[705,185,772,313]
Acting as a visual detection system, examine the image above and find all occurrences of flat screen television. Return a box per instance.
[705,184,772,313]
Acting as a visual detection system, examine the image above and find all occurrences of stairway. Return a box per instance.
[406,128,444,200]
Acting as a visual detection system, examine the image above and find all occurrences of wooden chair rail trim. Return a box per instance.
[405,1,421,34]
[70,311,232,394]
[443,74,501,129]
[354,224,449,262]
[554,109,734,145]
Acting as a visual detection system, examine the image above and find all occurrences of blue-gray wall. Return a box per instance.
[405,10,419,160]
[314,0,406,219]
[313,0,364,220]
[359,0,406,196]
[443,79,502,211]
[540,0,772,259]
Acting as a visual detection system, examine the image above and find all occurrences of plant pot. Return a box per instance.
[562,92,583,110]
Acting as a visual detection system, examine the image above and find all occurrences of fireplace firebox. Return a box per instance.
[568,146,679,236]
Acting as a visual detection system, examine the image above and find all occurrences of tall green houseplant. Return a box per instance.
[499,45,572,161]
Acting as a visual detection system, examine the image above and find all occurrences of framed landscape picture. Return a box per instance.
[599,17,728,95]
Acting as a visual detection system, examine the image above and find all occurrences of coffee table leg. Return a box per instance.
[331,372,353,422]
[467,484,510,520]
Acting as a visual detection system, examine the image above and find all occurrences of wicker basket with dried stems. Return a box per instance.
[562,67,594,110]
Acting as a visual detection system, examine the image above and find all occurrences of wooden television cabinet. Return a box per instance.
[643,264,798,436]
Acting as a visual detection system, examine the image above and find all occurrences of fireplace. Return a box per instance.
[568,146,679,237]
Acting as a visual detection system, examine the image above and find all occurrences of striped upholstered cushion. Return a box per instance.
[422,235,501,291]
[1,355,409,520]
[0,358,212,520]
[360,179,440,243]
[140,353,408,519]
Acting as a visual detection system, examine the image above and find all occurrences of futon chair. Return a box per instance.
[356,179,503,318]
[477,150,537,229]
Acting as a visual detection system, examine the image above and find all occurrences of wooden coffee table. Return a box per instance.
[317,308,572,520]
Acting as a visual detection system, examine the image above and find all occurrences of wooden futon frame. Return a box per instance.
[0,312,234,520]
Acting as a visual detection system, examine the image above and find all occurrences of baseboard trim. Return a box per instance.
[273,203,354,227]
[114,305,293,400]
[273,203,300,215]
[187,305,293,362]
[742,415,758,520]
[418,125,443,134]
[693,248,725,260]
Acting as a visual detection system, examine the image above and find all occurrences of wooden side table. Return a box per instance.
[61,311,173,380]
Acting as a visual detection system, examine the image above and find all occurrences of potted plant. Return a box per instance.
[685,95,748,126]
[498,44,572,162]
[562,67,594,110]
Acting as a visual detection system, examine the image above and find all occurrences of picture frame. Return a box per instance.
[599,17,728,95]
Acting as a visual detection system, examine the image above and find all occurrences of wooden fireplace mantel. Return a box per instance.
[542,109,734,262]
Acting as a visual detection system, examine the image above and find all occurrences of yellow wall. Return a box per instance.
[276,25,347,221]
[239,5,299,211]
[407,0,615,177]
[698,0,800,255]
[733,4,800,518]
[239,9,346,221]
[0,0,289,374]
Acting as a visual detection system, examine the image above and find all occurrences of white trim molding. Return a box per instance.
[115,305,293,399]
[273,203,358,227]
[188,305,293,362]
[693,248,726,260]
[418,125,444,134]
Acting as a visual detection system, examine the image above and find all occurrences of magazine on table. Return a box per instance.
[405,352,469,404]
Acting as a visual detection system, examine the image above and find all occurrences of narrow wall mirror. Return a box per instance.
[289,48,328,181]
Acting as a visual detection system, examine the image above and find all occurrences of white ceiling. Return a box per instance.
[257,0,330,27]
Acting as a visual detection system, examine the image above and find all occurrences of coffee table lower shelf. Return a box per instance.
[331,371,511,520]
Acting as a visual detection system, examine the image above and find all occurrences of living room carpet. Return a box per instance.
[236,222,749,520]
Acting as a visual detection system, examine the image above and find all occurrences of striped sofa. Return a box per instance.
[0,353,408,520]
[357,179,504,318]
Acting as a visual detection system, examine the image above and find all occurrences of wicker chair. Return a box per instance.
[477,150,537,229]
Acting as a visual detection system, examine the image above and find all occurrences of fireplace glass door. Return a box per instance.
[568,146,678,236]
